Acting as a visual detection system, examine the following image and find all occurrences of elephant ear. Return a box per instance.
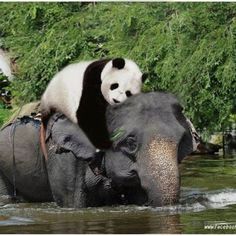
[185,118,200,152]
[47,114,105,175]
[178,117,200,163]
[47,114,96,161]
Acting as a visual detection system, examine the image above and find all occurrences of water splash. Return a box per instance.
[146,188,236,214]
[206,189,236,208]
[0,216,34,226]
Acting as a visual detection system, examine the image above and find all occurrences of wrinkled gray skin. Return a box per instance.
[0,92,194,207]
[105,92,194,206]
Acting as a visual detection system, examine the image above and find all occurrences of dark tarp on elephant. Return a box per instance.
[0,116,52,201]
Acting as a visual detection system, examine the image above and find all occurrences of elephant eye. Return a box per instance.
[120,135,138,156]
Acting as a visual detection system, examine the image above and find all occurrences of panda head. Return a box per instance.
[101,58,147,105]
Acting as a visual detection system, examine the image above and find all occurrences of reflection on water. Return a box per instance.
[0,154,235,233]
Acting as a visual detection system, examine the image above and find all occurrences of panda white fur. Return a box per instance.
[41,58,146,148]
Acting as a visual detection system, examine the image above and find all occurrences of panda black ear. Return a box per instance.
[112,58,125,69]
[142,73,148,83]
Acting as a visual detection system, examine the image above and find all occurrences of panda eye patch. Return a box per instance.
[110,83,119,90]
[126,91,132,97]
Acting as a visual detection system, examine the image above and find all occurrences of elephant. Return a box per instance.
[0,114,118,207]
[0,92,197,207]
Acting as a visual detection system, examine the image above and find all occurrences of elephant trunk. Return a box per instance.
[139,137,180,206]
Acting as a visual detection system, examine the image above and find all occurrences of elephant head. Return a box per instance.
[104,92,196,207]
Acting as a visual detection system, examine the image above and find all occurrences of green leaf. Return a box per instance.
[110,128,126,142]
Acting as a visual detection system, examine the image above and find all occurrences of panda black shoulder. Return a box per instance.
[82,59,111,89]
[78,58,111,120]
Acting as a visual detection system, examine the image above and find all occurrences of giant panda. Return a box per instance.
[41,58,146,149]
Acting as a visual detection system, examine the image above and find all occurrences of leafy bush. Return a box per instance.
[0,2,235,131]
[0,103,12,127]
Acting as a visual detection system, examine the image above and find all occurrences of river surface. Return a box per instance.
[0,154,235,233]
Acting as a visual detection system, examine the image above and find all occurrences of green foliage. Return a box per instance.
[0,74,9,94]
[0,103,12,127]
[229,114,236,123]
[0,74,11,126]
[0,2,235,131]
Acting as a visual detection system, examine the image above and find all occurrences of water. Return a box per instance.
[0,154,235,233]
